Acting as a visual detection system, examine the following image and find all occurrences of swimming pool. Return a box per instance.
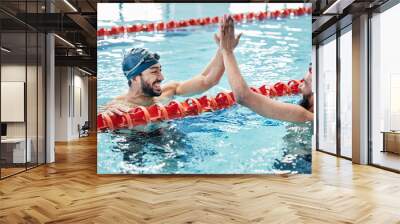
[97,3,312,174]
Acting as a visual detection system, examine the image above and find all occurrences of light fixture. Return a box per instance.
[1,47,11,53]
[78,67,92,76]
[54,34,75,48]
[76,48,86,56]
[63,0,78,12]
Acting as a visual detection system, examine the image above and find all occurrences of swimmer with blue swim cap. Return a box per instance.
[123,48,162,97]
[103,34,228,116]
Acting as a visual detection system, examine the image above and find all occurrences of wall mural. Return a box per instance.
[97,3,313,174]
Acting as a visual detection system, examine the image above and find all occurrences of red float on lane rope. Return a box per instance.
[97,7,312,37]
[97,79,303,131]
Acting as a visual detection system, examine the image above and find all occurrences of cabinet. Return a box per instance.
[382,131,400,154]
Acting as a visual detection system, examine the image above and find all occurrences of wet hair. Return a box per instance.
[298,95,312,110]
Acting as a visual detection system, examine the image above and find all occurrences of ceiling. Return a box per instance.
[311,0,391,44]
[0,0,97,74]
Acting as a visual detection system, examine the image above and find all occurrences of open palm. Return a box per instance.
[214,16,242,51]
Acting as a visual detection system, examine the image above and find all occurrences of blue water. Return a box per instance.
[97,3,312,174]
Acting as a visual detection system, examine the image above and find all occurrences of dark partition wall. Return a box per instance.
[0,0,47,179]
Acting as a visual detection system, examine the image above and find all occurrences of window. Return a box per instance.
[339,28,352,158]
[317,36,337,154]
[370,3,400,171]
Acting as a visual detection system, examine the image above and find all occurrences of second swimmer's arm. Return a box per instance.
[222,51,313,122]
[219,15,313,122]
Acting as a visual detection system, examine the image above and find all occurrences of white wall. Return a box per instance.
[54,67,89,141]
[72,72,89,138]
[55,66,69,141]
[1,64,44,137]
[1,65,26,138]
[1,63,46,164]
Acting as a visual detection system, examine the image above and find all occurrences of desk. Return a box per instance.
[1,138,31,163]
[382,131,400,154]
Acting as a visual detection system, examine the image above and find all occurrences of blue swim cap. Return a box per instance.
[122,48,160,80]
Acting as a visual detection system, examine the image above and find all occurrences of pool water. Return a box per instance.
[97,3,312,174]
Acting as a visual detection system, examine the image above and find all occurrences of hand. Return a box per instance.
[219,15,242,53]
[213,32,221,49]
[103,103,129,116]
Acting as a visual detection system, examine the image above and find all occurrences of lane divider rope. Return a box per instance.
[97,7,312,37]
[97,79,303,131]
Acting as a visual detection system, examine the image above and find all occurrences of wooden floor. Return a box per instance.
[1,163,44,178]
[1,135,400,224]
[1,167,26,178]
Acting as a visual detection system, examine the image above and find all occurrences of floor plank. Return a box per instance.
[1,135,400,224]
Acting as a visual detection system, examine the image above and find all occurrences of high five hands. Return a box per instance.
[214,15,242,53]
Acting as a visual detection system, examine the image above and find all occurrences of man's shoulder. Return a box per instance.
[113,95,127,101]
[108,95,127,105]
[108,95,134,107]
